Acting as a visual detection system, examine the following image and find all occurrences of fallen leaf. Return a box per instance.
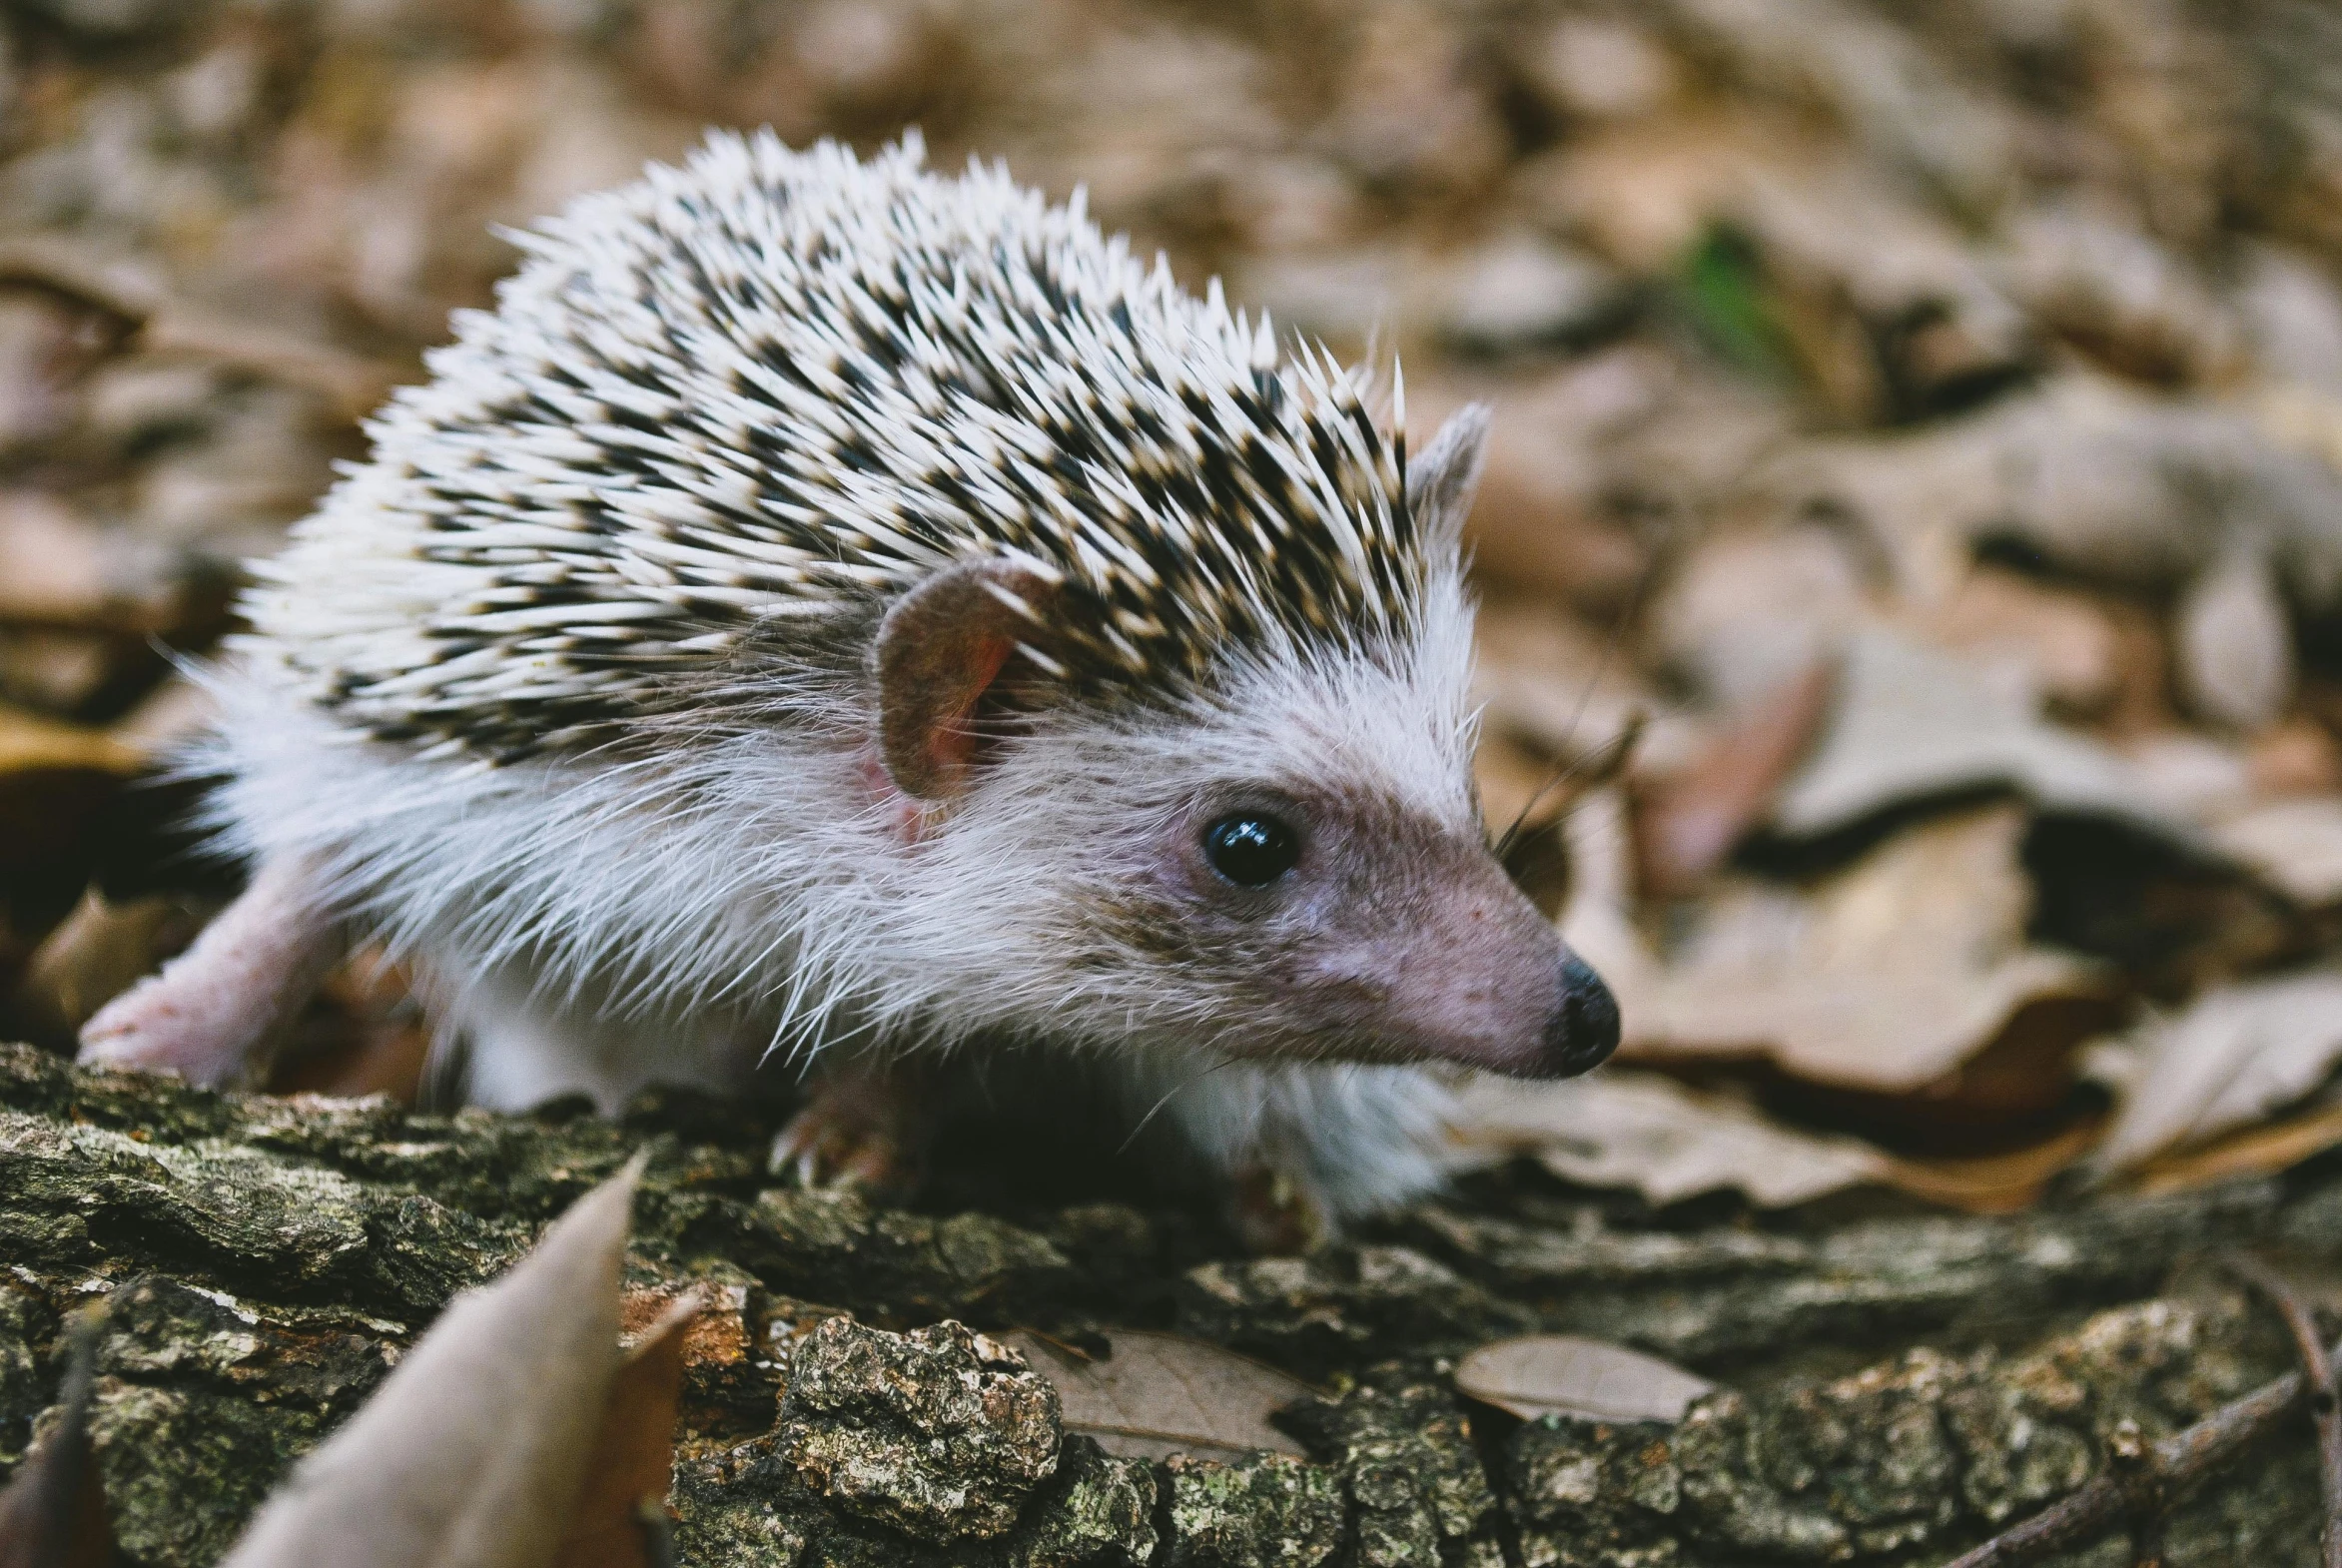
[1441,1068,1892,1208]
[1725,157,2031,417]
[1423,232,1632,356]
[2086,971,2342,1177]
[2245,719,2342,797]
[1454,1334,1715,1424]
[1001,1330,1311,1463]
[11,888,207,1042]
[1631,803,2113,1094]
[1651,522,1867,714]
[2128,1100,2342,1196]
[556,1289,704,1568]
[220,1158,644,1568]
[1773,625,2162,840]
[1994,199,2245,386]
[0,491,203,638]
[1472,596,1653,772]
[1917,566,2125,721]
[0,706,142,777]
[2208,795,2342,907]
[2174,548,2292,732]
[1880,1116,2105,1214]
[0,1311,112,1568]
[1634,659,1835,898]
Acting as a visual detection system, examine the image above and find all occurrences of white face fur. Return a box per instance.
[867,564,1615,1080]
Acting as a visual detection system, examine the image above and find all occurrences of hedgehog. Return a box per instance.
[79,131,1619,1236]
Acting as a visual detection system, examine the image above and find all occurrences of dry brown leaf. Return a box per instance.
[1630,803,2110,1093]
[1634,659,1835,899]
[1472,596,1654,770]
[0,492,198,637]
[220,1159,644,1568]
[0,705,143,778]
[2209,795,2342,906]
[0,1313,112,1568]
[1652,525,1870,715]
[1422,233,1631,356]
[1440,1069,1892,1208]
[1725,158,2030,416]
[2128,1100,2342,1197]
[1994,199,2246,386]
[2245,718,2342,797]
[1917,566,2125,720]
[12,888,206,1041]
[1424,356,1666,607]
[555,1289,705,1568]
[1773,626,2160,839]
[1513,15,1681,122]
[2174,549,2293,732]
[1663,0,2017,208]
[1454,1334,1715,1425]
[1880,1117,2105,1214]
[2086,971,2342,1177]
[1001,1330,1311,1463]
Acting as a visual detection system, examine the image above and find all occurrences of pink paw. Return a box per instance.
[768,1069,930,1198]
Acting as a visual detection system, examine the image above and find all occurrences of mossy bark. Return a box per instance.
[0,1041,2332,1567]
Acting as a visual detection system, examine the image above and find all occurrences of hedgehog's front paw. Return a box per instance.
[1228,1164,1332,1255]
[769,1064,931,1200]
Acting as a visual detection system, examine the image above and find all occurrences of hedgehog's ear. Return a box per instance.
[873,556,1063,801]
[1406,402,1493,543]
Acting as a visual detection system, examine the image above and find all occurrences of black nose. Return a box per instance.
[1544,954,1621,1076]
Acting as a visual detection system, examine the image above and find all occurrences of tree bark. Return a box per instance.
[0,1041,2332,1567]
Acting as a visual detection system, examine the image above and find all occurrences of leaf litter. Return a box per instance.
[17,0,2342,1555]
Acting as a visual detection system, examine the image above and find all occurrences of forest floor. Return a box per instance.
[12,0,2342,1563]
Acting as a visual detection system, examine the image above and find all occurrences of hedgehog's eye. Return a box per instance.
[1203,813,1299,887]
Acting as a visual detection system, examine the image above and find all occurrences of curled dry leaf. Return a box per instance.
[1916,565,2126,720]
[1000,1330,1311,1463]
[1993,199,2246,386]
[1441,1068,1891,1208]
[220,1157,645,1568]
[1454,1334,1715,1425]
[555,1289,705,1568]
[2087,972,2342,1178]
[1631,803,2110,1094]
[0,1311,113,1568]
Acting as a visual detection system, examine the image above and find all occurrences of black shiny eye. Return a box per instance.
[1203,814,1299,888]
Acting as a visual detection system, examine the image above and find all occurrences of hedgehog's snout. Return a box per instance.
[1539,952,1621,1078]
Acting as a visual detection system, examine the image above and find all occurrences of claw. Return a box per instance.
[767,1063,929,1201]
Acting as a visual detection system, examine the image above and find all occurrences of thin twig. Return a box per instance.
[2229,1252,2342,1568]
[1941,1345,2323,1567]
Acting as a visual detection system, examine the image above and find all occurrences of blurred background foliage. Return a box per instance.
[14,0,2342,1205]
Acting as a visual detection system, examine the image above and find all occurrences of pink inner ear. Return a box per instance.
[875,557,1061,801]
[923,629,1016,788]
